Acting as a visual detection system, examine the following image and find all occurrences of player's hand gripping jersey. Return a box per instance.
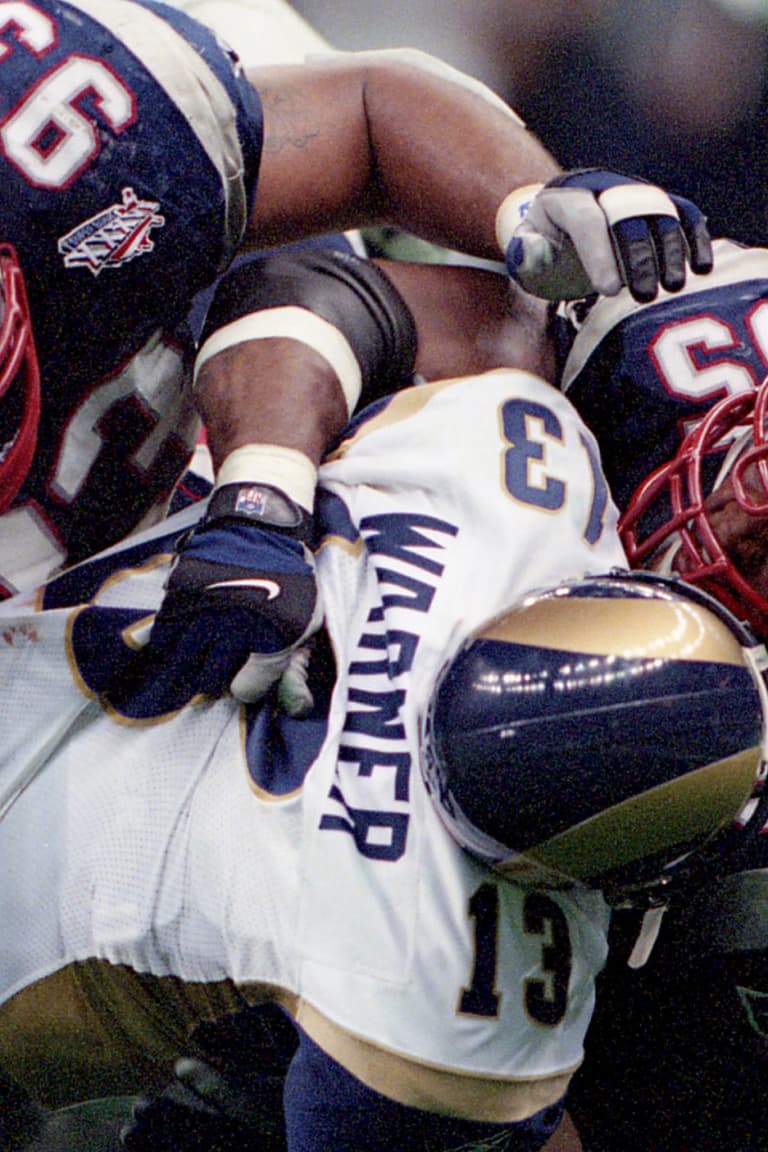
[0,0,261,593]
[0,368,622,1143]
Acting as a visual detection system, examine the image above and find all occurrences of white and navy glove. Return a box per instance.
[499,168,713,303]
[147,482,321,717]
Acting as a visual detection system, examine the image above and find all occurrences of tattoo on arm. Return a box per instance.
[259,87,320,154]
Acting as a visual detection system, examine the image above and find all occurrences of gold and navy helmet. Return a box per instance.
[423,571,768,904]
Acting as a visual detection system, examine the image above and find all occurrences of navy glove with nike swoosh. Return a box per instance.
[147,483,321,716]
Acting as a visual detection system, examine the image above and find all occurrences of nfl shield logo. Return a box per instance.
[234,486,268,517]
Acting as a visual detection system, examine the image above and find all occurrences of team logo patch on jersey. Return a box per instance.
[737,985,768,1041]
[58,188,165,275]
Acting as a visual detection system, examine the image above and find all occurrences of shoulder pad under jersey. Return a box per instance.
[558,239,768,510]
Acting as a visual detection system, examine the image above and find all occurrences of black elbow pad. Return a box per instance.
[201,247,418,410]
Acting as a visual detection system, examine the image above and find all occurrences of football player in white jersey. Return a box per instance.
[0,309,621,1144]
[127,234,768,1152]
[0,234,765,1151]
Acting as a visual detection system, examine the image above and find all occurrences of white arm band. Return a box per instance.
[194,305,363,417]
[215,443,317,513]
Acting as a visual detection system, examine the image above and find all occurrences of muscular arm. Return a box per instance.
[177,251,554,713]
[195,259,553,473]
[386,260,555,384]
[244,51,560,259]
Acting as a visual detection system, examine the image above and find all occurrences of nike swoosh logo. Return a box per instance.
[208,578,281,599]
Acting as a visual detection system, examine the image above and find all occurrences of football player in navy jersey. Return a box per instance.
[554,237,768,643]
[0,0,713,715]
[550,238,768,1152]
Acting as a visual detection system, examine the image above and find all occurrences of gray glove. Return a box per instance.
[502,168,713,302]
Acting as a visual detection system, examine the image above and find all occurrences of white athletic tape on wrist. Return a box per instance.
[597,183,677,225]
[215,443,317,512]
[194,306,363,416]
[495,183,545,253]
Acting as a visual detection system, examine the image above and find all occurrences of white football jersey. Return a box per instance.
[0,370,624,1117]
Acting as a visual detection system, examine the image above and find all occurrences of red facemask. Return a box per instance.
[0,244,40,514]
[620,380,768,638]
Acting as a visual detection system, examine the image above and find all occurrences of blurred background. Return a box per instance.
[293,0,768,245]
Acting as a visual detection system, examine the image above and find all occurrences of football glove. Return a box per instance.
[501,168,713,303]
[146,483,322,716]
[120,1057,286,1152]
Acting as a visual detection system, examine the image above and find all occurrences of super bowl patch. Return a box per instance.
[58,187,164,275]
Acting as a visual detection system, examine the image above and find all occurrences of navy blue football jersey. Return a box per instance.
[558,240,768,514]
[0,0,262,590]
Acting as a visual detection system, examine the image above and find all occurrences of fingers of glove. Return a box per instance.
[275,646,314,718]
[149,609,255,697]
[650,214,688,294]
[529,186,624,297]
[175,1059,258,1127]
[670,193,714,275]
[229,649,290,703]
[611,213,695,301]
[105,645,224,719]
[597,181,688,299]
[609,215,663,303]
[114,611,255,712]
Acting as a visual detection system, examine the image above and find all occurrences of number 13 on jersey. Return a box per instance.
[501,396,610,546]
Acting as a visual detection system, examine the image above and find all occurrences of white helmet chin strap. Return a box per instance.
[628,904,667,968]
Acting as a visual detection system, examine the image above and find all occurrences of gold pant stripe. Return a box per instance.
[296,1000,573,1123]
